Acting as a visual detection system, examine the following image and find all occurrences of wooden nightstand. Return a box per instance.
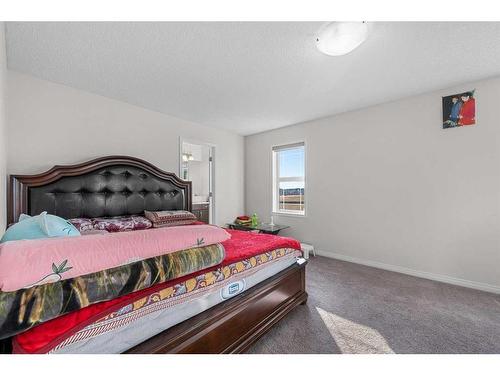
[192,203,210,223]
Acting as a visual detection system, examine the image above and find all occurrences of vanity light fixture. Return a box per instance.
[182,153,194,162]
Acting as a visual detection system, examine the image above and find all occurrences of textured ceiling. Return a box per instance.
[5,22,500,135]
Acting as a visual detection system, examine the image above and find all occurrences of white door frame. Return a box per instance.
[178,137,216,224]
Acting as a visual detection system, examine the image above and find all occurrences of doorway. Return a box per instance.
[179,139,215,224]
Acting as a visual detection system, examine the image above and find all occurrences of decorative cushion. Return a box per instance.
[68,218,94,233]
[92,215,152,232]
[38,213,81,238]
[144,210,197,228]
[1,212,80,243]
[149,219,197,228]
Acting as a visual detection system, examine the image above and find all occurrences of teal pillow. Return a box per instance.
[37,212,81,238]
[0,212,81,243]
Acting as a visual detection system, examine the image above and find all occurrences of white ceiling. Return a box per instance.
[5,22,500,135]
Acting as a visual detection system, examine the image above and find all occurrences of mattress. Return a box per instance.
[14,247,301,354]
[54,251,299,353]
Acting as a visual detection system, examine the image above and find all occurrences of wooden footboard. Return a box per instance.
[0,261,306,354]
[125,261,308,354]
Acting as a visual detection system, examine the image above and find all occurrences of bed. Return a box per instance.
[1,155,307,354]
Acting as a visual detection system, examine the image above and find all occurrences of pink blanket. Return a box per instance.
[0,225,230,292]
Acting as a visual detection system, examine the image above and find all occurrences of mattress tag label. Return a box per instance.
[221,279,246,300]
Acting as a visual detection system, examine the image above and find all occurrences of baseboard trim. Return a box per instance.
[315,250,500,295]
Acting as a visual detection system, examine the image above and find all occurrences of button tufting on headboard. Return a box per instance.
[8,156,192,223]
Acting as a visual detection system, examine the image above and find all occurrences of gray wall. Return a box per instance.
[0,24,7,235]
[6,71,245,226]
[246,76,500,291]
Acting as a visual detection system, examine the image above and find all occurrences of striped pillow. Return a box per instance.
[144,210,197,228]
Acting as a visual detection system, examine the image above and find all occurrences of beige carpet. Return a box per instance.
[247,256,500,354]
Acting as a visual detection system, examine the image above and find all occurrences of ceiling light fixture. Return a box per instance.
[316,22,368,56]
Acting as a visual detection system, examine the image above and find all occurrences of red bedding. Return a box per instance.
[13,229,301,354]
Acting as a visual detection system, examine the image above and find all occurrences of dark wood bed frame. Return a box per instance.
[3,156,307,354]
[7,156,193,225]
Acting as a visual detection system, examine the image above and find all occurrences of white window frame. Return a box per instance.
[272,142,306,217]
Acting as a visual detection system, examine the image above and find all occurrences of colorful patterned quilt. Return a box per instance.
[0,243,225,339]
[0,224,230,292]
[10,229,302,353]
[15,247,300,354]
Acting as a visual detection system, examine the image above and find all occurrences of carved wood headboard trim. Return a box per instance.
[7,155,192,224]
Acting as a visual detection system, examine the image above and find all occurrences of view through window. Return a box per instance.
[272,142,305,215]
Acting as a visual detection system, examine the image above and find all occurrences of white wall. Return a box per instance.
[0,24,7,235]
[246,77,500,291]
[6,71,244,226]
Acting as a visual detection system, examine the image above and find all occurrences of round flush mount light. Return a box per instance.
[316,22,368,56]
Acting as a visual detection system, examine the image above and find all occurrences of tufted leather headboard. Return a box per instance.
[7,156,192,224]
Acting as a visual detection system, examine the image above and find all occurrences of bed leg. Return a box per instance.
[299,290,308,305]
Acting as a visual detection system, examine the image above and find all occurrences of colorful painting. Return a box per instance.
[442,90,476,129]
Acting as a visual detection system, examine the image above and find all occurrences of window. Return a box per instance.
[272,142,305,215]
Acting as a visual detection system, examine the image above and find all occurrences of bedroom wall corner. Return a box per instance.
[0,23,8,236]
[5,71,245,227]
[245,75,500,290]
